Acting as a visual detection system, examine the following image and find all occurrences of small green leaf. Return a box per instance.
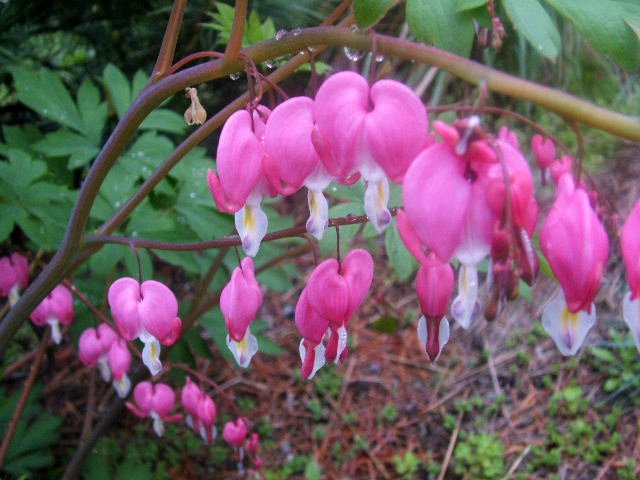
[77,78,108,143]
[590,346,616,363]
[503,0,560,60]
[385,219,417,281]
[103,63,131,119]
[355,0,397,28]
[456,0,488,11]
[141,109,186,134]
[406,0,475,57]
[544,0,640,71]
[32,129,99,168]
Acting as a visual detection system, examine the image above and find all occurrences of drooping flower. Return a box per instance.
[181,377,217,443]
[79,323,118,382]
[223,417,249,447]
[295,288,329,380]
[126,381,182,437]
[181,377,203,433]
[207,106,274,256]
[108,278,182,376]
[108,338,132,397]
[313,71,429,232]
[540,173,609,355]
[531,134,556,184]
[220,257,263,368]
[403,118,536,329]
[30,284,74,344]
[498,125,520,150]
[298,249,374,374]
[196,394,217,444]
[416,253,454,362]
[0,253,29,307]
[184,87,207,125]
[263,96,333,239]
[620,199,640,352]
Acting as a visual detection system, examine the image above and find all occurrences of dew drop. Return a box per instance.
[229,72,241,81]
[343,46,363,62]
[189,192,196,199]
[375,53,385,63]
[115,201,122,208]
[275,29,287,40]
[265,58,277,69]
[291,28,302,36]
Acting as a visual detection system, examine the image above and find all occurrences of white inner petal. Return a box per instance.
[97,356,112,382]
[151,412,165,437]
[8,285,20,307]
[48,318,62,344]
[235,200,268,257]
[113,374,131,398]
[226,328,259,368]
[363,177,391,233]
[306,189,329,240]
[542,289,596,356]
[142,338,163,376]
[622,291,640,353]
[334,325,348,363]
[451,264,480,329]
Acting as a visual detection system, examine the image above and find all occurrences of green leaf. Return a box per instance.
[371,315,400,334]
[456,0,488,11]
[1,125,43,151]
[0,148,47,192]
[103,63,131,119]
[384,219,417,281]
[77,78,108,144]
[590,346,616,363]
[200,309,235,362]
[544,0,640,71]
[354,0,397,28]
[32,129,99,168]
[10,67,84,132]
[503,0,560,60]
[406,0,475,56]
[141,109,186,134]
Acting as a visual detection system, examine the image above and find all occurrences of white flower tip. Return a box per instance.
[8,286,20,307]
[98,358,112,382]
[142,339,163,376]
[226,329,259,368]
[542,290,596,356]
[235,204,268,257]
[113,374,131,398]
[335,325,348,364]
[299,339,326,379]
[364,179,391,234]
[306,190,329,240]
[152,414,165,437]
[417,315,450,362]
[622,291,640,353]
[49,319,62,344]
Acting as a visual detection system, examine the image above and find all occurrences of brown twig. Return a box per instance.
[80,368,97,442]
[152,0,187,80]
[224,0,248,63]
[437,392,467,480]
[0,329,50,468]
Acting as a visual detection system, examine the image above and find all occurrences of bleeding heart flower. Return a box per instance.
[220,257,262,368]
[0,253,29,307]
[207,106,274,256]
[540,173,609,355]
[263,96,333,240]
[108,337,132,398]
[621,199,640,352]
[30,284,74,344]
[181,377,204,433]
[126,381,182,437]
[223,417,249,447]
[196,395,217,444]
[79,323,117,381]
[313,71,428,232]
[531,134,556,184]
[416,253,454,362]
[295,288,329,380]
[108,277,182,376]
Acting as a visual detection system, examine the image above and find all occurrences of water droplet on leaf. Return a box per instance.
[229,72,241,81]
[275,29,287,40]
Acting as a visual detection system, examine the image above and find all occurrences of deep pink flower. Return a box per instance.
[403,119,535,329]
[79,323,117,384]
[620,199,640,352]
[313,71,428,232]
[223,417,249,447]
[220,257,263,368]
[263,96,333,240]
[549,155,573,185]
[0,253,29,306]
[30,284,74,344]
[108,277,182,376]
[296,249,373,377]
[416,254,454,362]
[126,381,182,437]
[196,395,217,444]
[498,125,520,150]
[108,338,132,398]
[207,106,274,256]
[540,173,609,355]
[531,134,556,184]
[181,377,203,432]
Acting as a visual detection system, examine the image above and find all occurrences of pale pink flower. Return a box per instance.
[0,253,29,306]
[126,381,182,436]
[30,284,74,344]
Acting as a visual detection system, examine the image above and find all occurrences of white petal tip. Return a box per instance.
[227,329,259,368]
[542,290,596,356]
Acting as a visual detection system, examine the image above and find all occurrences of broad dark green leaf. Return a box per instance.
[371,315,400,334]
[10,67,84,132]
[503,0,560,60]
[354,0,397,28]
[103,63,131,119]
[140,109,186,134]
[456,0,488,11]
[406,0,475,56]
[32,129,99,168]
[544,0,640,71]
[77,78,108,144]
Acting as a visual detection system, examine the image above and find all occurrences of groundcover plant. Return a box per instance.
[1,0,640,478]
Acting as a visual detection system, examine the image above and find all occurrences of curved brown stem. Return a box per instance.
[152,0,188,80]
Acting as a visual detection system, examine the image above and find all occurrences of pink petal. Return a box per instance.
[132,381,154,416]
[313,71,368,179]
[181,377,203,416]
[396,210,428,265]
[108,277,143,341]
[340,249,374,319]
[138,280,179,343]
[108,338,131,379]
[365,79,428,183]
[152,383,176,418]
[306,259,350,325]
[78,328,102,367]
[264,96,321,194]
[622,199,640,299]
[223,417,249,447]
[295,288,330,344]
[220,257,263,342]
[416,254,454,320]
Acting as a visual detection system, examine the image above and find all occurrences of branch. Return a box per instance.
[85,211,389,251]
[224,0,248,63]
[152,0,188,80]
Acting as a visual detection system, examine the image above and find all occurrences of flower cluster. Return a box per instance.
[181,377,218,443]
